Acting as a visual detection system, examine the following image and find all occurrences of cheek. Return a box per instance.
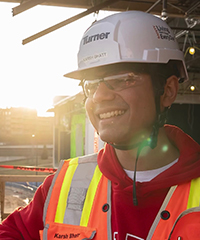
[85,99,97,127]
[125,87,156,123]
[85,98,91,111]
[140,93,156,123]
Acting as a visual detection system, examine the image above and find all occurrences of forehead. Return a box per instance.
[82,63,150,80]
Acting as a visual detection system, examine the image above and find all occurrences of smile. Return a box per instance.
[99,110,125,119]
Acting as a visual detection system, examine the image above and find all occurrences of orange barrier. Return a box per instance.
[0,165,56,173]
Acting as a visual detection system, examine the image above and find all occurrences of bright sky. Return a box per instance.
[0,2,115,116]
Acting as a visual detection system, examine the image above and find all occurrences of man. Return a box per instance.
[1,11,200,240]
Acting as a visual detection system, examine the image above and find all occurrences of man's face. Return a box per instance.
[85,70,157,146]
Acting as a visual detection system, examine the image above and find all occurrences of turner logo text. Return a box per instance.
[83,32,110,45]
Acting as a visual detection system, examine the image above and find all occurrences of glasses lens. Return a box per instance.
[83,80,99,97]
[83,73,142,97]
[104,73,141,91]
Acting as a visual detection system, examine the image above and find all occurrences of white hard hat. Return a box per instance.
[64,11,188,81]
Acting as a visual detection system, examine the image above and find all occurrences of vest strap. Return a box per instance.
[146,185,177,240]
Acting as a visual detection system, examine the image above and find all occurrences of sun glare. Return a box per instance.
[0,3,116,116]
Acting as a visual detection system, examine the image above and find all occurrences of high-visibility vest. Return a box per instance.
[40,154,200,240]
[147,177,200,240]
[40,154,112,240]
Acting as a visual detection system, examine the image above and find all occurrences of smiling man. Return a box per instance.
[1,11,200,240]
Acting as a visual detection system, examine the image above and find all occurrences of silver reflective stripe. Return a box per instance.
[67,187,87,211]
[168,206,200,240]
[42,224,49,240]
[43,160,65,224]
[82,230,96,240]
[78,153,98,164]
[146,185,177,240]
[107,180,112,240]
[63,154,98,225]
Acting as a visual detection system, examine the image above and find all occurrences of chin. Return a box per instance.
[99,132,127,145]
[99,134,111,143]
[99,132,114,143]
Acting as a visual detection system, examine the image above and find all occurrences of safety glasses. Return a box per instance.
[82,72,144,98]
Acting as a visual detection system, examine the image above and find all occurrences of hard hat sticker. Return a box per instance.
[153,25,175,41]
[79,52,107,65]
[82,32,110,45]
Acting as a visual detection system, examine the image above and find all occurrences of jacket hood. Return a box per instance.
[97,125,200,197]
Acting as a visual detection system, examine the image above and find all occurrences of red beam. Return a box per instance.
[0,165,56,173]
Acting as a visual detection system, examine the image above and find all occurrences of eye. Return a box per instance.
[124,77,137,86]
[84,81,98,95]
[108,78,126,89]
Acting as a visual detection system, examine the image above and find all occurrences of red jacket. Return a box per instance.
[0,125,200,239]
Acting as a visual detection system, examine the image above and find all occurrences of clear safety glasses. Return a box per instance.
[82,72,144,98]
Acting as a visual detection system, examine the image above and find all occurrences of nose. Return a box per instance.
[92,82,115,103]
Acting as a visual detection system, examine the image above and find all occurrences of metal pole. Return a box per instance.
[161,0,167,20]
[186,1,200,15]
[22,0,120,45]
[171,27,200,31]
[175,20,198,39]
[182,32,189,52]
[12,0,45,16]
[146,0,162,13]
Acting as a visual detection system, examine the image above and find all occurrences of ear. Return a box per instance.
[160,75,179,109]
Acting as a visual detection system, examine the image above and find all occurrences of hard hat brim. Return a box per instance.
[64,60,188,82]
[64,62,132,80]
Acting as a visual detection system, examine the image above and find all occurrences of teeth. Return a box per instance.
[99,110,125,119]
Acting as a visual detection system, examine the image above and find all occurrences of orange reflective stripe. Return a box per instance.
[80,165,103,226]
[45,160,71,223]
[55,158,79,223]
[187,177,200,209]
